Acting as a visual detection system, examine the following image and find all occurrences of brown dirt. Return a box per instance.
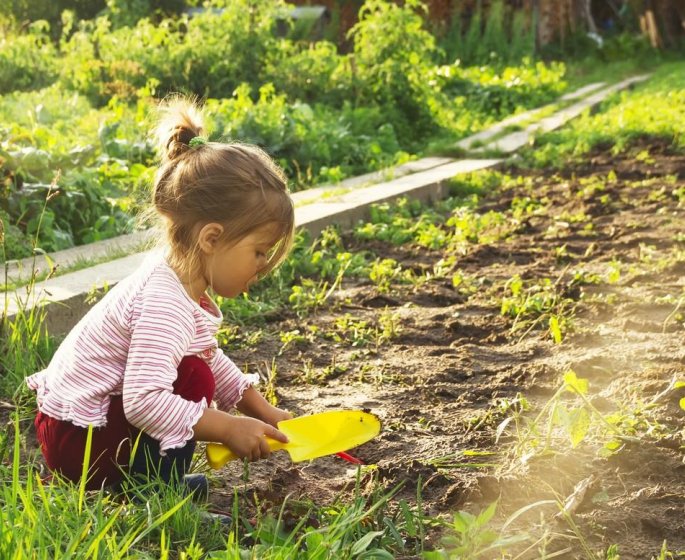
[208,139,685,558]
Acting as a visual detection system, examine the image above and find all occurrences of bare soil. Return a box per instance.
[209,138,685,559]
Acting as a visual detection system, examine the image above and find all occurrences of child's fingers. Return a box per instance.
[264,424,289,443]
[258,437,271,458]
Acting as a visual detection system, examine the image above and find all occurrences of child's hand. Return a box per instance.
[225,416,288,462]
[260,405,293,428]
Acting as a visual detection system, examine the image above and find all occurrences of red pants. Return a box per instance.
[35,356,215,490]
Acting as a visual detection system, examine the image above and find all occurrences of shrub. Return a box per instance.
[0,21,58,94]
[347,0,440,144]
[262,40,345,105]
[60,0,283,104]
[205,84,403,188]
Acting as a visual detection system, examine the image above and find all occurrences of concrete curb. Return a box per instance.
[3,156,455,284]
[472,75,649,154]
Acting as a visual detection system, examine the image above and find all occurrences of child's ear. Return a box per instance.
[197,223,224,254]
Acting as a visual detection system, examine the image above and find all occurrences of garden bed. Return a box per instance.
[207,136,685,558]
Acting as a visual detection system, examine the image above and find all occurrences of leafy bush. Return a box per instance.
[262,39,345,105]
[205,84,404,188]
[0,88,151,258]
[60,0,283,104]
[0,21,58,94]
[432,59,567,120]
[0,0,579,257]
[348,0,441,144]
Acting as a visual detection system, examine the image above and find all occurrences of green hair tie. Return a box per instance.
[189,136,207,148]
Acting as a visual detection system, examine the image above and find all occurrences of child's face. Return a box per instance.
[206,223,280,298]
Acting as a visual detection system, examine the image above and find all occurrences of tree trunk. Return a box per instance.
[654,0,685,47]
[582,0,599,34]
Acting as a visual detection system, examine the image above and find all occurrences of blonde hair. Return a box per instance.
[152,96,294,283]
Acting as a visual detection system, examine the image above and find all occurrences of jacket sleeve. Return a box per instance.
[122,295,207,454]
[211,350,259,411]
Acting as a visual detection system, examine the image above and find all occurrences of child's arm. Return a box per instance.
[192,407,288,461]
[236,385,292,427]
[211,351,291,427]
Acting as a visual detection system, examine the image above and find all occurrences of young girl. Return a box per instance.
[26,98,295,492]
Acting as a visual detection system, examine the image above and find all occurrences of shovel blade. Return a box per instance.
[206,410,380,469]
[280,410,380,462]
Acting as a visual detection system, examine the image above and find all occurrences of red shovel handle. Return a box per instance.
[335,451,364,465]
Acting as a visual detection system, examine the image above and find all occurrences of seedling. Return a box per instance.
[278,326,317,355]
[423,450,498,471]
[369,258,407,294]
[424,501,532,560]
[257,359,279,406]
[498,371,645,464]
[500,275,576,343]
[289,255,351,317]
[327,313,375,347]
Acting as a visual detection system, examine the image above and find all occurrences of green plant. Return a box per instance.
[650,540,685,559]
[1,181,57,397]
[327,313,375,348]
[348,0,439,144]
[522,62,685,169]
[278,327,315,355]
[0,415,227,557]
[498,371,645,464]
[258,358,279,406]
[375,308,402,348]
[207,474,427,558]
[369,258,407,294]
[424,501,530,560]
[500,275,576,343]
[0,20,58,94]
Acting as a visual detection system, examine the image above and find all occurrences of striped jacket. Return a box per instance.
[26,252,257,453]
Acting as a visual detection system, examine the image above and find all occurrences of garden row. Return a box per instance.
[205,117,685,556]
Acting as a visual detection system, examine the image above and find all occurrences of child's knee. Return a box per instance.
[174,356,215,403]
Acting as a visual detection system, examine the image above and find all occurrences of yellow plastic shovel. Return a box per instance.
[206,410,381,469]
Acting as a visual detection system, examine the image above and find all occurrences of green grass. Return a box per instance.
[520,61,685,168]
[1,410,431,558]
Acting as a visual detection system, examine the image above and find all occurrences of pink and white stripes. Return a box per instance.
[26,252,257,453]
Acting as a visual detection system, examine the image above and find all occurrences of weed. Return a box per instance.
[500,275,576,343]
[327,313,376,348]
[1,185,57,398]
[376,309,402,348]
[355,362,401,386]
[216,325,264,352]
[258,359,279,407]
[651,540,685,559]
[296,355,349,385]
[466,393,531,434]
[0,416,225,557]
[424,501,532,560]
[369,258,408,294]
[278,326,317,355]
[423,450,498,471]
[606,259,622,284]
[498,371,646,464]
[447,207,509,250]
